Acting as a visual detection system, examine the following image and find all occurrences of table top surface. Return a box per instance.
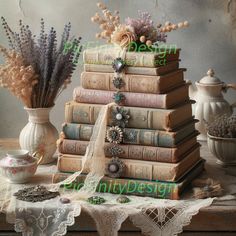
[0,138,236,233]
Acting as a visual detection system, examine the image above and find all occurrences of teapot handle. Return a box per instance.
[225,84,236,90]
[32,151,44,165]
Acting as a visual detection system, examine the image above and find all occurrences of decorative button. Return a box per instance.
[87,196,106,205]
[106,126,123,144]
[116,196,130,203]
[106,157,125,178]
[112,57,126,73]
[112,107,130,128]
[113,92,125,105]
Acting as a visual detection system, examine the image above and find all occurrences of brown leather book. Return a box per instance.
[52,159,205,199]
[65,101,194,131]
[58,135,199,163]
[84,61,180,76]
[57,146,201,182]
[81,69,185,94]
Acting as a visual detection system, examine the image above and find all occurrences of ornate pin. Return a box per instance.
[106,157,125,178]
[106,126,123,144]
[112,106,130,128]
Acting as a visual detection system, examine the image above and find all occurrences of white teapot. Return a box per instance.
[189,69,236,140]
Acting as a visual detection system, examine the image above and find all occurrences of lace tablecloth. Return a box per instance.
[0,151,236,236]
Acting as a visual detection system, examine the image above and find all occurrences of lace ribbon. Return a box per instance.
[48,48,127,198]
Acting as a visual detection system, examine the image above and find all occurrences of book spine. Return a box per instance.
[58,137,198,163]
[83,48,180,67]
[62,123,179,147]
[81,70,184,94]
[52,173,177,199]
[58,146,200,181]
[73,85,189,109]
[58,140,176,162]
[83,61,180,75]
[65,102,171,130]
[73,87,165,108]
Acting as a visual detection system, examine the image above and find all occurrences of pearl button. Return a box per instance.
[109,164,118,173]
[116,113,123,120]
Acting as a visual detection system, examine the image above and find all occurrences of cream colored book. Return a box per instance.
[57,146,201,182]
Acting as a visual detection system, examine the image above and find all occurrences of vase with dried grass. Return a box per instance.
[0,18,82,164]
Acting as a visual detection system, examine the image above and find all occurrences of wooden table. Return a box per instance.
[0,139,236,236]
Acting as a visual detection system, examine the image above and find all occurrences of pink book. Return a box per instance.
[73,85,189,109]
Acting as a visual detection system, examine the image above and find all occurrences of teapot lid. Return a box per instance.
[199,69,222,84]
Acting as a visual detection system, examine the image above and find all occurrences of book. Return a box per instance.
[73,84,190,109]
[57,146,201,182]
[65,101,193,131]
[81,69,185,94]
[58,135,199,163]
[83,46,180,67]
[62,120,197,147]
[84,61,180,76]
[52,159,205,199]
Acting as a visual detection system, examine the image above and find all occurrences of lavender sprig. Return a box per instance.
[1,17,82,108]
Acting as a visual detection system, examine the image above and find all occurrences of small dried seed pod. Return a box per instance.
[91,17,96,22]
[146,40,152,47]
[165,21,171,26]
[96,33,101,39]
[171,24,178,30]
[178,22,184,28]
[140,35,146,43]
[183,21,189,27]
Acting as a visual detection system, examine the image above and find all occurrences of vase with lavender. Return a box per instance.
[0,18,82,164]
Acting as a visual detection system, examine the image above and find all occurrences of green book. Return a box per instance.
[62,120,197,147]
[52,159,205,200]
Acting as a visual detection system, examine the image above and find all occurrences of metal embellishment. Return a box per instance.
[13,185,60,202]
[106,157,125,178]
[112,77,125,89]
[106,126,123,144]
[123,129,137,143]
[112,57,126,73]
[116,195,130,203]
[113,91,125,105]
[87,196,106,205]
[105,144,124,156]
[112,106,130,128]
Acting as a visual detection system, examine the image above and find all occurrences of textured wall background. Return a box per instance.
[0,0,235,138]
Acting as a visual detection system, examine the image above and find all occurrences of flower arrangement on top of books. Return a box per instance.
[91,2,189,49]
[0,17,82,108]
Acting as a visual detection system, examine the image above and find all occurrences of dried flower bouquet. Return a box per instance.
[0,18,82,108]
[92,2,189,50]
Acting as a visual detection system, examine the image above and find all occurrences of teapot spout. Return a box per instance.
[186,80,196,99]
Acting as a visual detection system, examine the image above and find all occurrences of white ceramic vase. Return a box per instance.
[19,107,58,164]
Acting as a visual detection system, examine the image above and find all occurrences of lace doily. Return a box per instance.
[0,176,215,236]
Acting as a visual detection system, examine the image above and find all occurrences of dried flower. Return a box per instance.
[0,45,38,107]
[1,17,82,108]
[206,114,236,138]
[91,2,120,43]
[111,25,137,48]
[91,4,189,49]
[125,11,157,42]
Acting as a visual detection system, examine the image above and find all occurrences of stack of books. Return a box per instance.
[52,46,204,200]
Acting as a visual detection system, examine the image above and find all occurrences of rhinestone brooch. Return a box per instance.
[106,126,123,144]
[112,57,126,73]
[106,157,125,178]
[87,196,106,205]
[112,106,130,128]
